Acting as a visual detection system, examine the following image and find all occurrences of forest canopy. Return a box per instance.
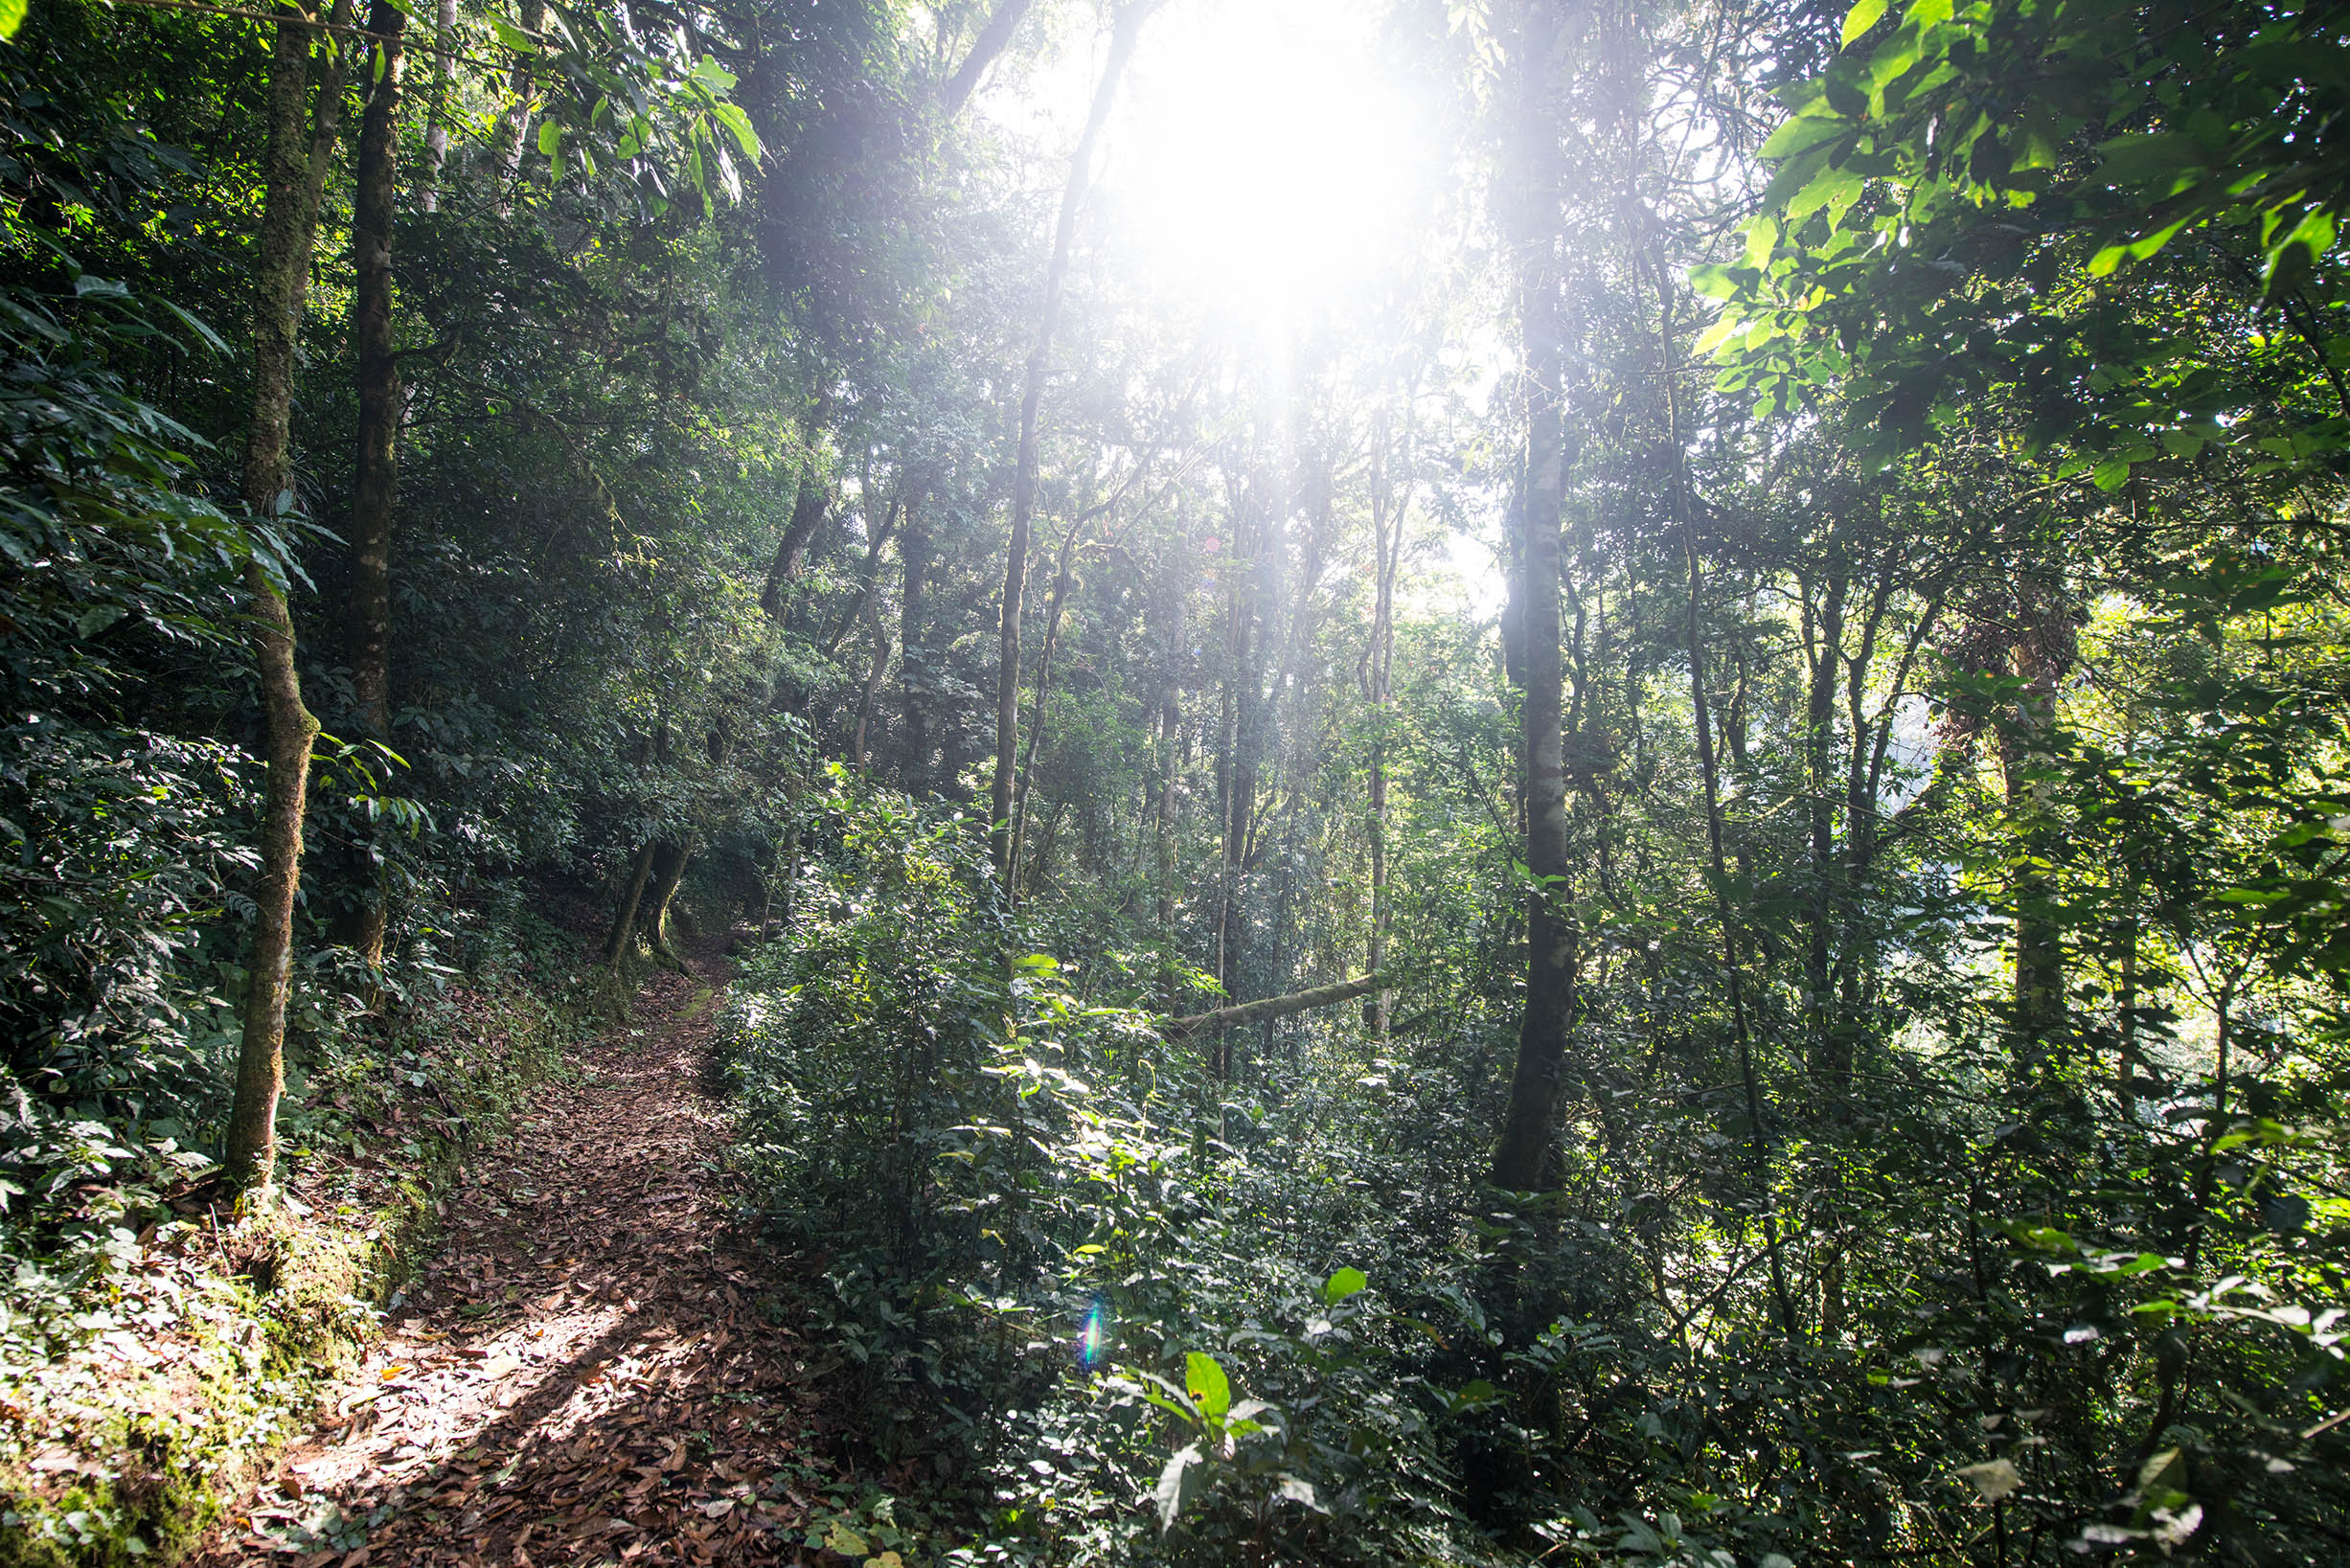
[1,0,2347,1562]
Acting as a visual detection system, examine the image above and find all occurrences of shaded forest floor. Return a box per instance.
[195,946,859,1567]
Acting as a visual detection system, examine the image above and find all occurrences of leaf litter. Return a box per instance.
[196,953,854,1567]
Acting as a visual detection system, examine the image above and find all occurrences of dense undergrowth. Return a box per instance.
[724,769,2350,1567]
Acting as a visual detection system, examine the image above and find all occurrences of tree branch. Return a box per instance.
[1165,971,1399,1038]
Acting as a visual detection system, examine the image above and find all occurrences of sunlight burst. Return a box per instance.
[1103,0,1437,323]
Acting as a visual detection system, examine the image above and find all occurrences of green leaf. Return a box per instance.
[1743,216,1779,270]
[1758,111,1851,163]
[0,0,26,39]
[491,16,536,51]
[1839,0,1886,47]
[2265,208,2337,285]
[537,119,561,156]
[75,605,125,640]
[1184,1352,1230,1420]
[1275,1476,1326,1512]
[1322,1266,1368,1305]
[1957,1459,2022,1502]
[1694,313,1744,355]
[712,101,762,161]
[1155,1443,1203,1533]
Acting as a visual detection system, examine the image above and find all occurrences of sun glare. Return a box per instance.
[1100,0,1438,323]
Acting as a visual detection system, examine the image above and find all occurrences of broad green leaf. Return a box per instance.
[1758,111,1851,163]
[1184,1352,1229,1420]
[1275,1476,1326,1512]
[76,605,125,640]
[712,101,763,161]
[1155,1443,1202,1533]
[1957,1459,2021,1502]
[2265,208,2337,284]
[0,0,25,39]
[1322,1266,1368,1305]
[537,120,561,156]
[1743,216,1779,270]
[1840,0,1886,47]
[491,16,536,51]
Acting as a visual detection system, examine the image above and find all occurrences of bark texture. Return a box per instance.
[417,0,456,211]
[1167,972,1393,1040]
[899,504,932,789]
[488,0,547,215]
[226,5,333,1192]
[348,0,406,739]
[760,463,831,620]
[603,840,658,966]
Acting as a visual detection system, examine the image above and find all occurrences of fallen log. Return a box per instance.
[1164,971,1394,1038]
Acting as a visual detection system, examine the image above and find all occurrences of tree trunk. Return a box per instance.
[1492,0,1578,1194]
[1168,971,1394,1039]
[940,0,1036,116]
[1367,419,1402,1037]
[2001,594,2077,1062]
[340,0,406,968]
[488,0,546,216]
[1010,513,1085,886]
[226,4,339,1193]
[899,502,932,789]
[1152,562,1184,1011]
[1213,507,1266,1082]
[820,493,901,658]
[1803,560,1848,1080]
[603,839,657,966]
[761,462,831,620]
[853,598,890,768]
[643,836,696,970]
[1650,244,1798,1333]
[417,0,455,211]
[991,3,1147,886]
[348,0,404,734]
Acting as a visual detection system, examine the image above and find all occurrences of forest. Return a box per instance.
[2,0,2347,1561]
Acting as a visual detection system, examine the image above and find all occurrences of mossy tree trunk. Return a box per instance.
[227,1,348,1192]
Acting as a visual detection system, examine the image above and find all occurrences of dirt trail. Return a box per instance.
[201,955,845,1567]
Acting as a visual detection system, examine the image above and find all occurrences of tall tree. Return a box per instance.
[1491,0,1579,1193]
[225,0,351,1191]
[989,1,1150,889]
[340,0,407,967]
